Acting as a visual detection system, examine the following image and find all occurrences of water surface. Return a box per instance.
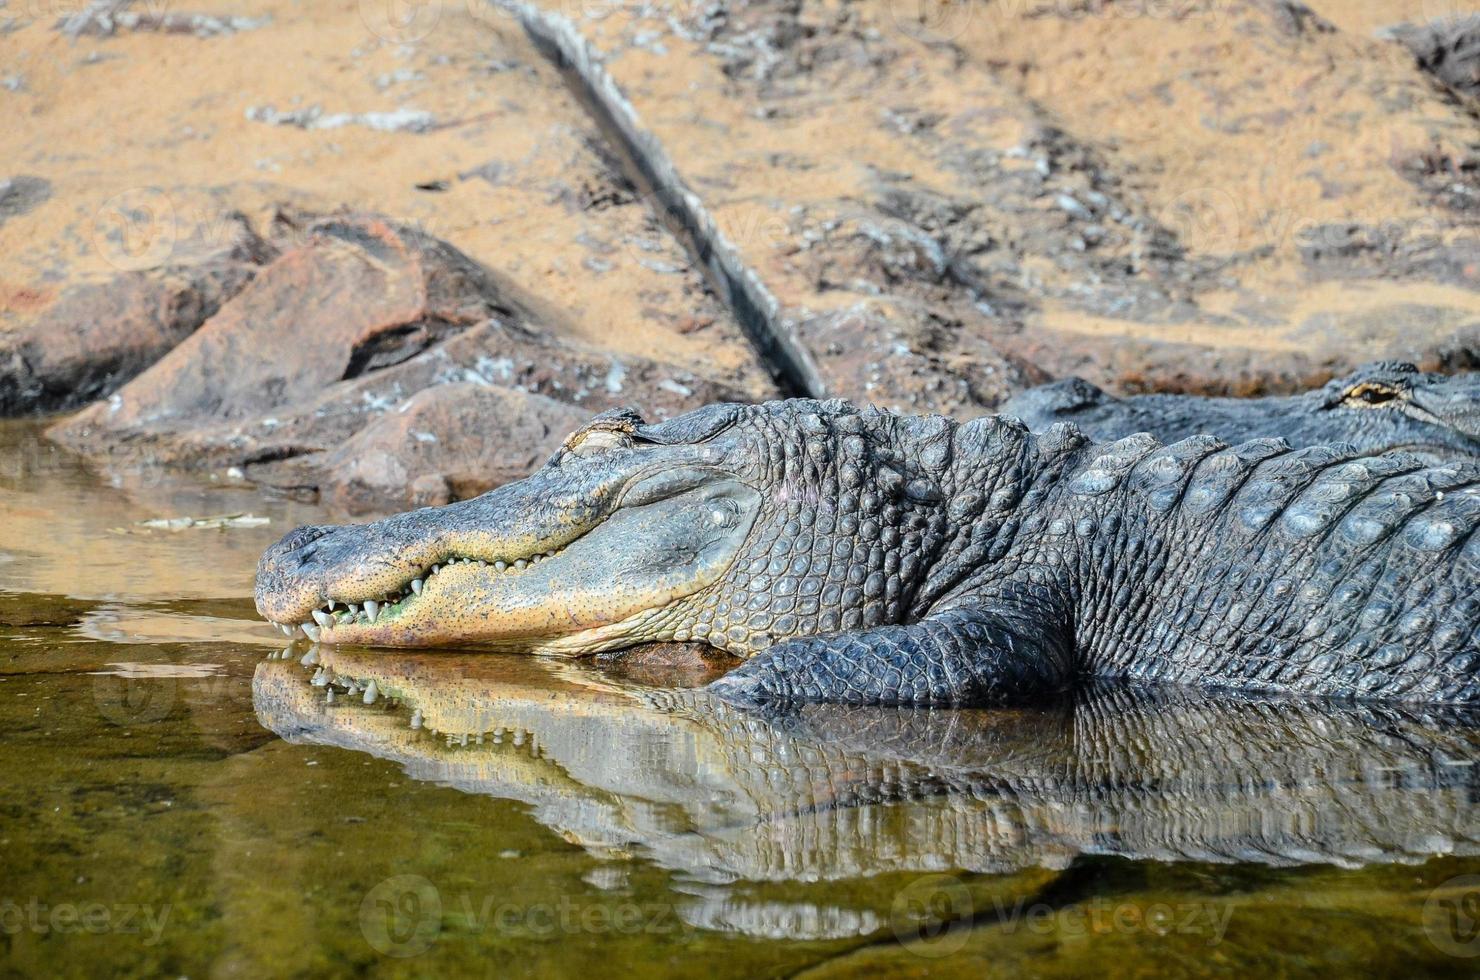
[3,420,1479,977]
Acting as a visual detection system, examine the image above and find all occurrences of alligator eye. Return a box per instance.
[566,428,633,456]
[709,500,739,528]
[1344,383,1401,407]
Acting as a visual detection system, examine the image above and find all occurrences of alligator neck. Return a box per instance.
[914,421,1093,614]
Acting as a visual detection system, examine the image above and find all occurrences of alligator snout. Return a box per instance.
[254,523,342,625]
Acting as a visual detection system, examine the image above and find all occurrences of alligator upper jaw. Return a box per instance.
[255,466,760,652]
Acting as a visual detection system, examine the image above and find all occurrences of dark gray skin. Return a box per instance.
[1001,362,1480,459]
[256,399,1480,707]
[252,653,1480,886]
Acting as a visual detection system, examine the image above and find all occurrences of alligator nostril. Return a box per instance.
[276,524,336,555]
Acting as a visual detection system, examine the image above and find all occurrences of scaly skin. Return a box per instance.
[256,399,1480,706]
[1002,363,1480,459]
[253,650,1480,890]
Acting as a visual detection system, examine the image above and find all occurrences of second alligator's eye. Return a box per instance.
[1343,383,1402,407]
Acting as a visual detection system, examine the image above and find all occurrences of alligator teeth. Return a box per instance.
[301,622,321,642]
[301,647,319,666]
[312,609,334,629]
[363,680,378,705]
[411,578,423,594]
[430,564,441,575]
[280,623,295,637]
[514,559,527,570]
[364,600,380,623]
[494,560,507,571]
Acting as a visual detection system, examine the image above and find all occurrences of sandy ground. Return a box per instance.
[2,0,1478,461]
[0,0,769,386]
[522,0,1478,393]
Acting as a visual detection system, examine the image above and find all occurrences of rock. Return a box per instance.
[51,214,530,451]
[0,176,51,227]
[220,317,756,476]
[274,382,589,515]
[0,219,271,415]
[1385,15,1480,101]
[800,303,1047,417]
[50,215,761,498]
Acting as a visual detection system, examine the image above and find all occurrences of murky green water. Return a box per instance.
[4,420,1480,978]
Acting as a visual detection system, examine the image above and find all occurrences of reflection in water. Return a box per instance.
[254,649,1480,936]
[0,419,324,605]
[6,417,1480,970]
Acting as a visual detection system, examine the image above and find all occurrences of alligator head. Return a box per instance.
[1308,362,1480,455]
[255,403,789,649]
[256,398,1008,652]
[1004,362,1480,458]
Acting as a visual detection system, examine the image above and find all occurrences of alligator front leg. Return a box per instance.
[708,606,1073,707]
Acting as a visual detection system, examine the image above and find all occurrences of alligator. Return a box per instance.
[253,649,1480,909]
[255,398,1480,707]
[1001,362,1480,459]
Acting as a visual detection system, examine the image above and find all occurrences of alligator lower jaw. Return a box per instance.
[263,545,568,644]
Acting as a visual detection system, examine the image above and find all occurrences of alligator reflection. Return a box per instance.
[254,650,1480,889]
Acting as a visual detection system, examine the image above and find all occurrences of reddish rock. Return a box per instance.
[56,215,523,440]
[273,382,589,515]
[50,214,760,501]
[0,221,270,415]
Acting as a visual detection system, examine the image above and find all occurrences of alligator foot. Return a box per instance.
[708,608,1071,707]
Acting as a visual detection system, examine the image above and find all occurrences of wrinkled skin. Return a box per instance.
[257,398,1480,706]
[1002,363,1480,459]
[253,651,1480,889]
